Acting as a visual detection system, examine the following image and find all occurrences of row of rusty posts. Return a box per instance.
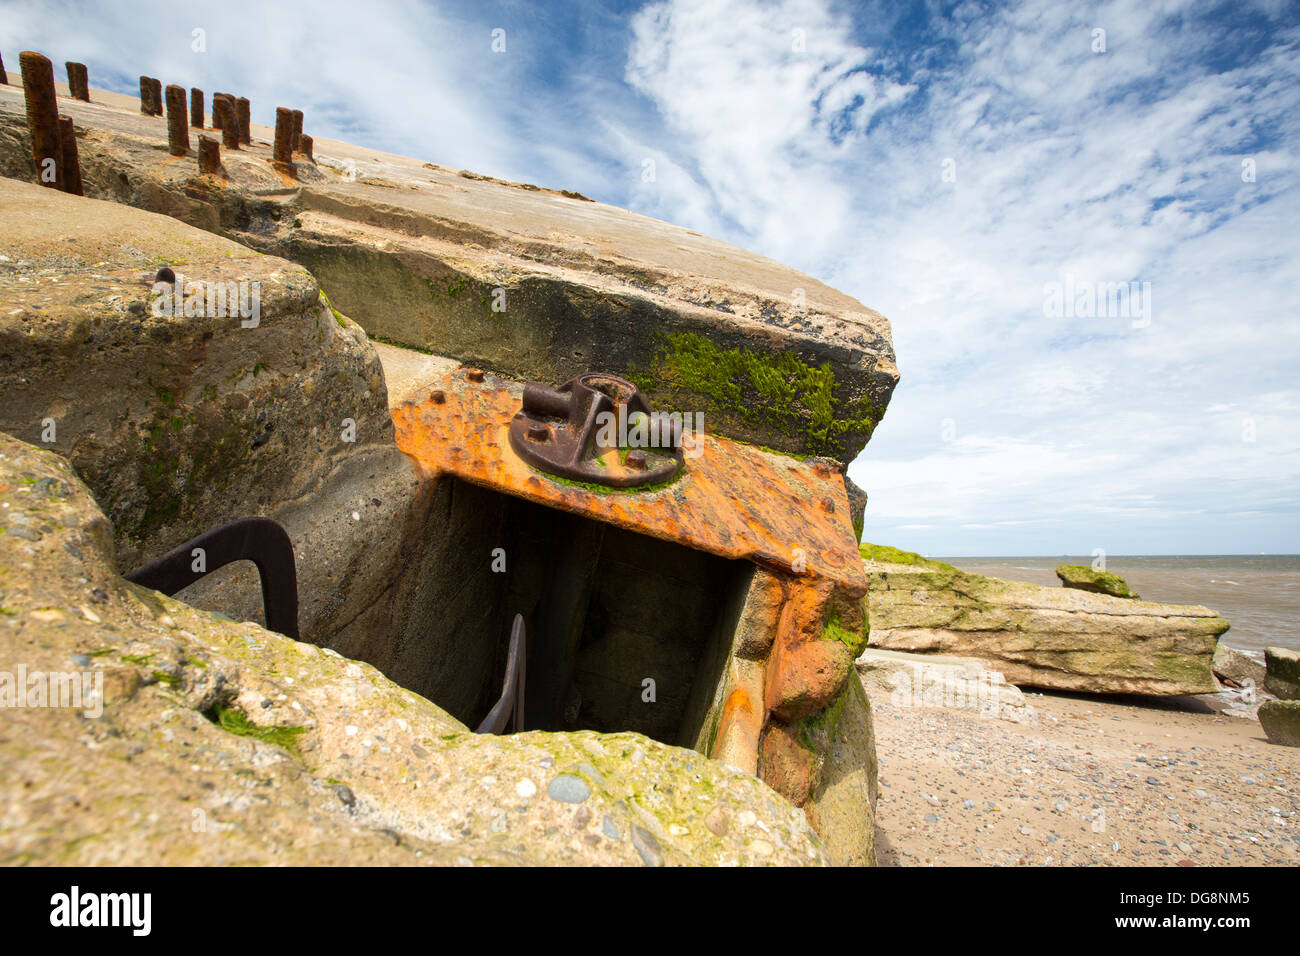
[9,45,315,189]
[148,79,312,178]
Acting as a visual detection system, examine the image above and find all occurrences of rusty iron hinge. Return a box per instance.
[508,372,684,488]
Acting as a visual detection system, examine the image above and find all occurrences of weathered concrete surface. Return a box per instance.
[862,544,1229,696]
[1212,642,1266,689]
[0,80,898,465]
[0,432,831,865]
[856,647,1037,724]
[0,177,418,649]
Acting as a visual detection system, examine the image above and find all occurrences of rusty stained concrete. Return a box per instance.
[391,366,868,590]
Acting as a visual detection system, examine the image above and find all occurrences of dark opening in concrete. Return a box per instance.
[385,478,750,750]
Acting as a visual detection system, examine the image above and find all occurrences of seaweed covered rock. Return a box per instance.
[1265,646,1300,701]
[1056,564,1140,599]
[0,432,829,866]
[1258,700,1300,747]
[863,544,1228,696]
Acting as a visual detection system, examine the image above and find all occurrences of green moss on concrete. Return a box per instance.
[822,614,868,658]
[134,400,257,538]
[628,331,878,458]
[209,704,306,755]
[859,542,957,573]
[795,680,852,752]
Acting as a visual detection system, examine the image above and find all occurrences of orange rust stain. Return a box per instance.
[390,369,868,592]
[713,686,762,772]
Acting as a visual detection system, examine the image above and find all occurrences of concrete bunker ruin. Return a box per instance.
[369,364,874,793]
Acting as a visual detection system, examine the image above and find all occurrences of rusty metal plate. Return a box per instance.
[392,367,868,593]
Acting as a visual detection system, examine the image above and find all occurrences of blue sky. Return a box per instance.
[5,0,1298,555]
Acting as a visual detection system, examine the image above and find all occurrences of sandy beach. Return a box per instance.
[871,689,1300,866]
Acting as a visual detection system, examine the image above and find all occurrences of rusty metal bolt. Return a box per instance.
[236,96,250,145]
[57,116,83,196]
[190,88,203,128]
[165,85,188,156]
[430,389,446,405]
[299,133,314,162]
[466,368,485,383]
[197,134,221,176]
[21,52,62,190]
[65,61,89,101]
[527,423,548,443]
[216,97,239,149]
[819,497,835,514]
[291,108,303,150]
[625,450,648,471]
[272,107,294,171]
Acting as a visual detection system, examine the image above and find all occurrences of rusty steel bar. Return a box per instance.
[151,78,163,115]
[198,134,221,175]
[20,52,62,190]
[212,92,233,130]
[165,84,188,156]
[217,97,239,148]
[125,517,300,640]
[190,87,203,127]
[475,614,526,734]
[272,107,294,172]
[139,75,151,113]
[0,51,7,86]
[57,116,83,196]
[65,61,89,101]
[236,96,250,145]
[299,133,313,162]
[291,108,303,151]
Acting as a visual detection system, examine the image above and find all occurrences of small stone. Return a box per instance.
[631,826,663,866]
[547,774,591,804]
[749,838,773,856]
[601,816,621,841]
[705,806,728,836]
[737,809,757,827]
[924,813,939,823]
[515,778,536,798]
[1146,777,1160,786]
